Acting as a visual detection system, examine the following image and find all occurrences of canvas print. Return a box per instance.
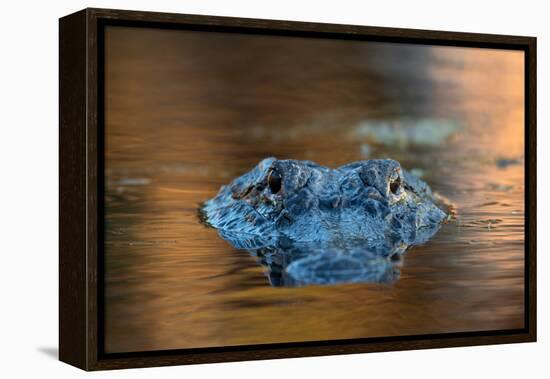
[103,26,525,353]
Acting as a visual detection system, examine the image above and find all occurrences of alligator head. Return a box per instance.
[201,157,447,286]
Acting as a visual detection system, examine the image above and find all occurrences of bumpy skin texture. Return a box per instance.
[202,157,446,286]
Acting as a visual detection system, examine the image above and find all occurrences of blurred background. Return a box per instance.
[104,26,525,353]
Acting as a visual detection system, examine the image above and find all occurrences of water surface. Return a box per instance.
[104,27,525,353]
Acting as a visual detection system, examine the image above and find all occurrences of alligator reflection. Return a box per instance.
[250,241,402,287]
[215,228,444,287]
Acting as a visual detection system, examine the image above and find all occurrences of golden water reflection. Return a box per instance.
[104,27,524,353]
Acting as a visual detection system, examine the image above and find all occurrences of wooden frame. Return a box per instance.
[59,7,537,371]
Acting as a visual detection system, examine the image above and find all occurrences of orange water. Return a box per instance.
[103,26,525,353]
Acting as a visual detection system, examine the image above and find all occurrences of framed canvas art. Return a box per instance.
[59,8,536,370]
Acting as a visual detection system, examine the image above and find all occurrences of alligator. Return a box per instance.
[201,157,447,286]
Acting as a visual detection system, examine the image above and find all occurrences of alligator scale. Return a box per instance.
[201,158,447,286]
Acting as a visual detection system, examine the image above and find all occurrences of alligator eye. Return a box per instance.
[389,176,401,195]
[268,170,282,193]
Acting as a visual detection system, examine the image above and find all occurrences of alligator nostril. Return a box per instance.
[268,170,282,193]
[389,177,401,195]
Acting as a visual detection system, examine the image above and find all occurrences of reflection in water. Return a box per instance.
[104,26,525,353]
[221,239,404,287]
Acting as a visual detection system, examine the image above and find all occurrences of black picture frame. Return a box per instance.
[59,7,537,371]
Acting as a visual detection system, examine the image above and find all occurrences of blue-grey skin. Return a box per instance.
[201,157,447,286]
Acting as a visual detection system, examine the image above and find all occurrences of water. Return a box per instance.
[103,26,525,353]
